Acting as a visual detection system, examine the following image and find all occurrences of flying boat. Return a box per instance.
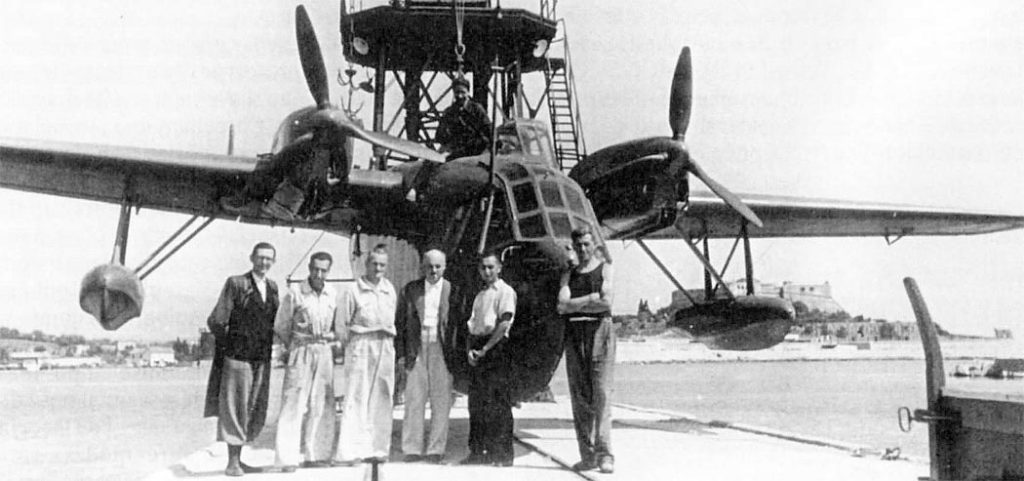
[1,1,1022,399]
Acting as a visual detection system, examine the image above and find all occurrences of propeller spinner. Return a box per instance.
[292,5,444,163]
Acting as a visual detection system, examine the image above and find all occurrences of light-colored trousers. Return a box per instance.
[401,340,453,456]
[217,357,270,445]
[333,332,395,462]
[274,343,335,466]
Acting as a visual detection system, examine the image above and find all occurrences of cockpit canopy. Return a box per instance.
[495,120,557,169]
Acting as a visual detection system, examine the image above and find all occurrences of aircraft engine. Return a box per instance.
[79,263,144,330]
[672,295,795,351]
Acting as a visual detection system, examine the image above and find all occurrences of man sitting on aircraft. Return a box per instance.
[436,76,492,160]
[204,242,280,477]
[404,76,491,203]
[557,226,616,474]
[273,252,338,472]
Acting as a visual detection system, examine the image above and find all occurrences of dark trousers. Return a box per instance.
[467,335,513,462]
[565,317,616,462]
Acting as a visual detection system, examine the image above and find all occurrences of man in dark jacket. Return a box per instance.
[204,242,280,477]
[394,249,457,463]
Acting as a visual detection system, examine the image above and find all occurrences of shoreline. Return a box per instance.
[614,337,1023,365]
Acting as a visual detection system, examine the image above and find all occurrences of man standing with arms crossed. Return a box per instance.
[333,245,397,464]
[462,252,517,467]
[205,242,280,477]
[557,226,616,474]
[395,249,456,463]
[273,252,337,472]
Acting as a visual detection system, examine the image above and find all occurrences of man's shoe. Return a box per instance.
[239,462,261,474]
[598,455,615,474]
[403,454,423,463]
[458,453,489,465]
[280,465,297,473]
[572,458,599,472]
[423,454,444,464]
[224,465,244,477]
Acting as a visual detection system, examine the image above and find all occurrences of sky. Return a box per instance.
[0,0,1022,341]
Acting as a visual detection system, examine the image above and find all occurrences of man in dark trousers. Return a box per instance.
[204,242,280,477]
[461,252,517,467]
[557,226,616,474]
[395,249,457,463]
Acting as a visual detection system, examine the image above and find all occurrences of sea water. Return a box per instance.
[0,357,1018,480]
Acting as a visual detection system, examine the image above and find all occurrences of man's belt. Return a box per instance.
[290,334,335,346]
[568,315,607,322]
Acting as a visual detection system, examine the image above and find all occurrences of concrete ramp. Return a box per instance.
[146,396,926,481]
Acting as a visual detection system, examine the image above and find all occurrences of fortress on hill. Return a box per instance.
[671,279,846,314]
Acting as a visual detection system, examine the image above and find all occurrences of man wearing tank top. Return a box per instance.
[557,226,616,474]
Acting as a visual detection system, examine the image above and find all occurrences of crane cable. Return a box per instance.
[453,0,467,73]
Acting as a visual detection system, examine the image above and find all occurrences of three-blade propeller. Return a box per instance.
[293,5,444,163]
[668,47,762,228]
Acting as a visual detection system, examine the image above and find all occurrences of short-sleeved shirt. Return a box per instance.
[335,276,397,338]
[467,279,516,336]
[274,279,337,346]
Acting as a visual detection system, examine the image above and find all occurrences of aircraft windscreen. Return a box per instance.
[503,169,595,241]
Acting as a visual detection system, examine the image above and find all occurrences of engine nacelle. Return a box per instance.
[672,295,795,351]
[79,263,144,330]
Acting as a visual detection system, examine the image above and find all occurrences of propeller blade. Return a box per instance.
[688,157,763,228]
[669,46,693,141]
[295,5,331,109]
[313,110,447,163]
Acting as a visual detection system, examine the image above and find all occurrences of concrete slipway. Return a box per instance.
[144,396,926,481]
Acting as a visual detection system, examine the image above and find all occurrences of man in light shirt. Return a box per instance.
[461,252,517,467]
[395,249,456,463]
[332,244,397,464]
[273,252,337,472]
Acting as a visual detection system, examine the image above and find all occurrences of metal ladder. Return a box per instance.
[545,20,586,173]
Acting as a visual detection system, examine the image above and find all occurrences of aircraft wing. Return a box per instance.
[614,190,1024,240]
[0,137,257,217]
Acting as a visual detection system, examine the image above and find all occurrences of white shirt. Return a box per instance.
[274,280,337,346]
[422,278,443,329]
[467,279,516,336]
[253,275,267,302]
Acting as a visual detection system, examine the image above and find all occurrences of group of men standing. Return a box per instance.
[203,225,615,476]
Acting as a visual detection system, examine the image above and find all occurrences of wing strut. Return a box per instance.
[135,215,216,280]
[111,201,132,265]
[635,239,698,305]
[681,235,736,300]
[742,220,754,296]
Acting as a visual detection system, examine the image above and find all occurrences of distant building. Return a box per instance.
[143,347,176,367]
[994,328,1014,340]
[671,278,846,314]
[116,341,137,353]
[9,351,50,370]
[68,344,91,357]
